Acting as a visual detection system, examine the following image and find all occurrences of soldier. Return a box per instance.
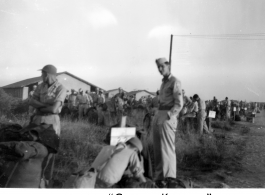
[29,64,67,187]
[68,89,77,111]
[85,90,93,109]
[76,89,91,119]
[94,137,146,188]
[152,58,183,188]
[150,90,160,116]
[193,94,211,135]
[224,97,230,120]
[98,89,105,106]
[28,85,37,116]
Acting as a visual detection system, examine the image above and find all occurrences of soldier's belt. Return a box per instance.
[35,113,59,116]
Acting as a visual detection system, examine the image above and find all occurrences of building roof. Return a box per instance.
[127,90,155,96]
[106,88,128,93]
[2,71,105,91]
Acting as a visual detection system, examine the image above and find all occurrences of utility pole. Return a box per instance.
[169,34,173,65]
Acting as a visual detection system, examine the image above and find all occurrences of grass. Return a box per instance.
[0,112,249,187]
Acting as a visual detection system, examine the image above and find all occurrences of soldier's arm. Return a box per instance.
[129,152,146,182]
[39,85,67,114]
[168,79,183,118]
[29,85,48,109]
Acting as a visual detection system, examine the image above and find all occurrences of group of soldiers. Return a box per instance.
[1,60,263,189]
[64,87,105,119]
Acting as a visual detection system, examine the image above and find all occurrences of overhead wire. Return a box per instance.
[172,33,265,40]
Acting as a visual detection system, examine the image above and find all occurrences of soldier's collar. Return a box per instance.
[162,74,172,82]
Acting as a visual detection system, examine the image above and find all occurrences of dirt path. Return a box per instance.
[228,110,265,188]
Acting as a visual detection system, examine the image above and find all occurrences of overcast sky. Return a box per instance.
[1,0,265,102]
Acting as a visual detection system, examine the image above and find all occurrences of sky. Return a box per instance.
[0,0,265,102]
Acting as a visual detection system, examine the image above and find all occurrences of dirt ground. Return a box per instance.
[228,110,265,188]
[179,110,265,188]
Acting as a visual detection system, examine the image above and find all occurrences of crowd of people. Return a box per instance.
[0,61,263,189]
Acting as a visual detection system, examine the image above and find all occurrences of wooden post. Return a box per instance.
[120,116,127,127]
[169,34,173,66]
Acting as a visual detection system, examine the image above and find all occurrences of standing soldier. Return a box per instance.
[192,94,211,135]
[28,85,37,116]
[152,58,183,188]
[224,97,230,120]
[76,89,91,119]
[150,90,160,116]
[98,89,105,106]
[29,64,67,187]
[85,90,93,110]
[68,89,77,111]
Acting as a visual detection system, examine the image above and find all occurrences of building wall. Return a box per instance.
[3,87,29,100]
[57,74,91,92]
[135,91,155,101]
[107,89,119,98]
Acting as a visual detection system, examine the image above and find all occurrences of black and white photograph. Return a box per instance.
[0,0,265,193]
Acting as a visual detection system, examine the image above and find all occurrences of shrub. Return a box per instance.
[0,88,23,116]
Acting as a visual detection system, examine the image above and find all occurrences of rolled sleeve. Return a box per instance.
[54,85,67,104]
[32,85,41,101]
[128,152,144,177]
[169,79,183,117]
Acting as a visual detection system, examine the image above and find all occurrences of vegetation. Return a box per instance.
[0,93,249,186]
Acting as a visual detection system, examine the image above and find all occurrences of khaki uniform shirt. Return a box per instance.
[76,94,92,105]
[33,80,67,114]
[97,144,143,185]
[98,94,105,104]
[197,99,206,111]
[159,74,183,117]
[68,94,77,106]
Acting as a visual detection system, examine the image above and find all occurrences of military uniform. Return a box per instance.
[31,80,66,136]
[152,74,183,181]
[95,143,143,188]
[196,98,210,135]
[76,93,93,119]
[68,93,77,110]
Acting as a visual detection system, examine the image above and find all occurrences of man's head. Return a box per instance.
[214,96,216,100]
[79,89,83,94]
[99,89,103,94]
[40,64,57,84]
[126,137,143,153]
[155,58,171,77]
[33,85,37,90]
[193,94,199,102]
[119,87,123,93]
[225,97,228,100]
[71,89,75,94]
[156,90,160,96]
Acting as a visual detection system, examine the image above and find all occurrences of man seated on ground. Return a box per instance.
[93,137,146,188]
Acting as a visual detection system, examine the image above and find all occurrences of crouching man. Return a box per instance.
[94,137,146,188]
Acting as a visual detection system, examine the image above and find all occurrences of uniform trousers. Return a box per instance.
[197,110,210,135]
[152,110,177,181]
